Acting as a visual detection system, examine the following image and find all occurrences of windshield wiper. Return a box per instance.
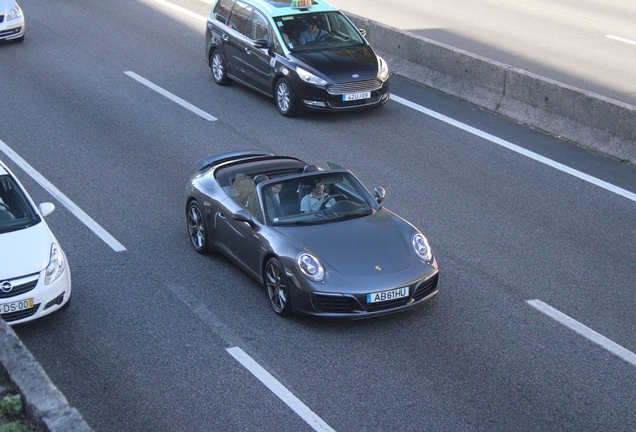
[323,210,372,221]
[273,219,328,226]
[0,225,28,234]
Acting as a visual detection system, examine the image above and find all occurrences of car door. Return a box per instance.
[240,9,275,92]
[215,195,264,280]
[223,0,254,83]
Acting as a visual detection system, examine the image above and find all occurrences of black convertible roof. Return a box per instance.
[196,149,275,171]
[213,155,308,187]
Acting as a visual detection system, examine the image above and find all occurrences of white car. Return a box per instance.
[0,160,71,325]
[0,0,25,43]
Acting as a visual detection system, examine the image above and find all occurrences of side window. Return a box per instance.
[271,32,284,55]
[250,10,269,41]
[274,17,296,48]
[212,0,234,25]
[228,0,253,36]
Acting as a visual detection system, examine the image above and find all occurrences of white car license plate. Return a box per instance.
[366,287,409,303]
[343,91,371,101]
[0,298,34,314]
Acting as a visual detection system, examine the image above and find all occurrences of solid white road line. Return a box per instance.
[226,347,335,432]
[150,0,208,22]
[527,299,636,367]
[606,35,636,46]
[391,95,636,204]
[0,139,127,252]
[124,71,217,121]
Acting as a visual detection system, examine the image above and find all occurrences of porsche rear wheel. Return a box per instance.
[187,201,209,254]
[265,258,292,316]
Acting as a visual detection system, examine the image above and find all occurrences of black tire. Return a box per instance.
[211,50,232,86]
[264,258,292,316]
[187,201,209,254]
[275,78,297,117]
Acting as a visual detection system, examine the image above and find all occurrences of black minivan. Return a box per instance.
[205,0,390,116]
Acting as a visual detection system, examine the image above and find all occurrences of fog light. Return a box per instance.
[302,100,326,107]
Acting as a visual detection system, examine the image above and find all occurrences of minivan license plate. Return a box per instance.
[343,92,371,101]
[366,287,409,303]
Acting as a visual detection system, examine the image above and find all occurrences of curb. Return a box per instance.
[0,319,92,431]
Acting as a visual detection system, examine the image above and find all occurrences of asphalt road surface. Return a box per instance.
[329,0,636,107]
[2,0,636,431]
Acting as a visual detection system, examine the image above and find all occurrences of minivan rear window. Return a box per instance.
[212,0,233,24]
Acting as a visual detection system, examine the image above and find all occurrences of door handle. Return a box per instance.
[221,34,229,41]
[244,47,252,54]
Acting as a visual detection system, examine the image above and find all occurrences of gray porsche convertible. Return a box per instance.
[184,150,439,318]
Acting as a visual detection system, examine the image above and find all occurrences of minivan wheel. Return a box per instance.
[275,78,297,117]
[211,51,232,86]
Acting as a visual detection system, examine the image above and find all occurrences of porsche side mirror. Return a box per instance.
[233,209,259,229]
[374,187,386,204]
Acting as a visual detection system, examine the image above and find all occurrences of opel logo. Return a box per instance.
[1,281,12,293]
[352,74,359,78]
[375,265,381,271]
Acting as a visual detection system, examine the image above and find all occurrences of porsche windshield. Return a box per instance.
[260,171,377,226]
[274,12,366,52]
[0,174,40,234]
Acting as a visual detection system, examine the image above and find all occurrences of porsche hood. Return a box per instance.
[277,210,412,277]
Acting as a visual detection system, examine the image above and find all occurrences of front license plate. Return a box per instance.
[0,298,34,314]
[343,91,371,101]
[366,287,409,303]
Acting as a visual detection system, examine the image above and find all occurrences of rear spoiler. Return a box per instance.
[196,149,275,171]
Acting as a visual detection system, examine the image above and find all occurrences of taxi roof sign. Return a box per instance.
[291,0,312,8]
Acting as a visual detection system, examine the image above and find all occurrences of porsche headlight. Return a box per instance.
[45,243,66,285]
[377,56,390,82]
[297,253,325,281]
[412,234,432,262]
[296,67,328,86]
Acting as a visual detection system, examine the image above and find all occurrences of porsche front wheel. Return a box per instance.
[187,201,209,254]
[265,258,292,316]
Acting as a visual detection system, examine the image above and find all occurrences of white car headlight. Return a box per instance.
[377,56,390,82]
[412,233,432,262]
[45,243,66,285]
[296,67,328,86]
[297,252,325,281]
[8,5,23,21]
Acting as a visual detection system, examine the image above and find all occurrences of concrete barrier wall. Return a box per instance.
[347,14,636,164]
